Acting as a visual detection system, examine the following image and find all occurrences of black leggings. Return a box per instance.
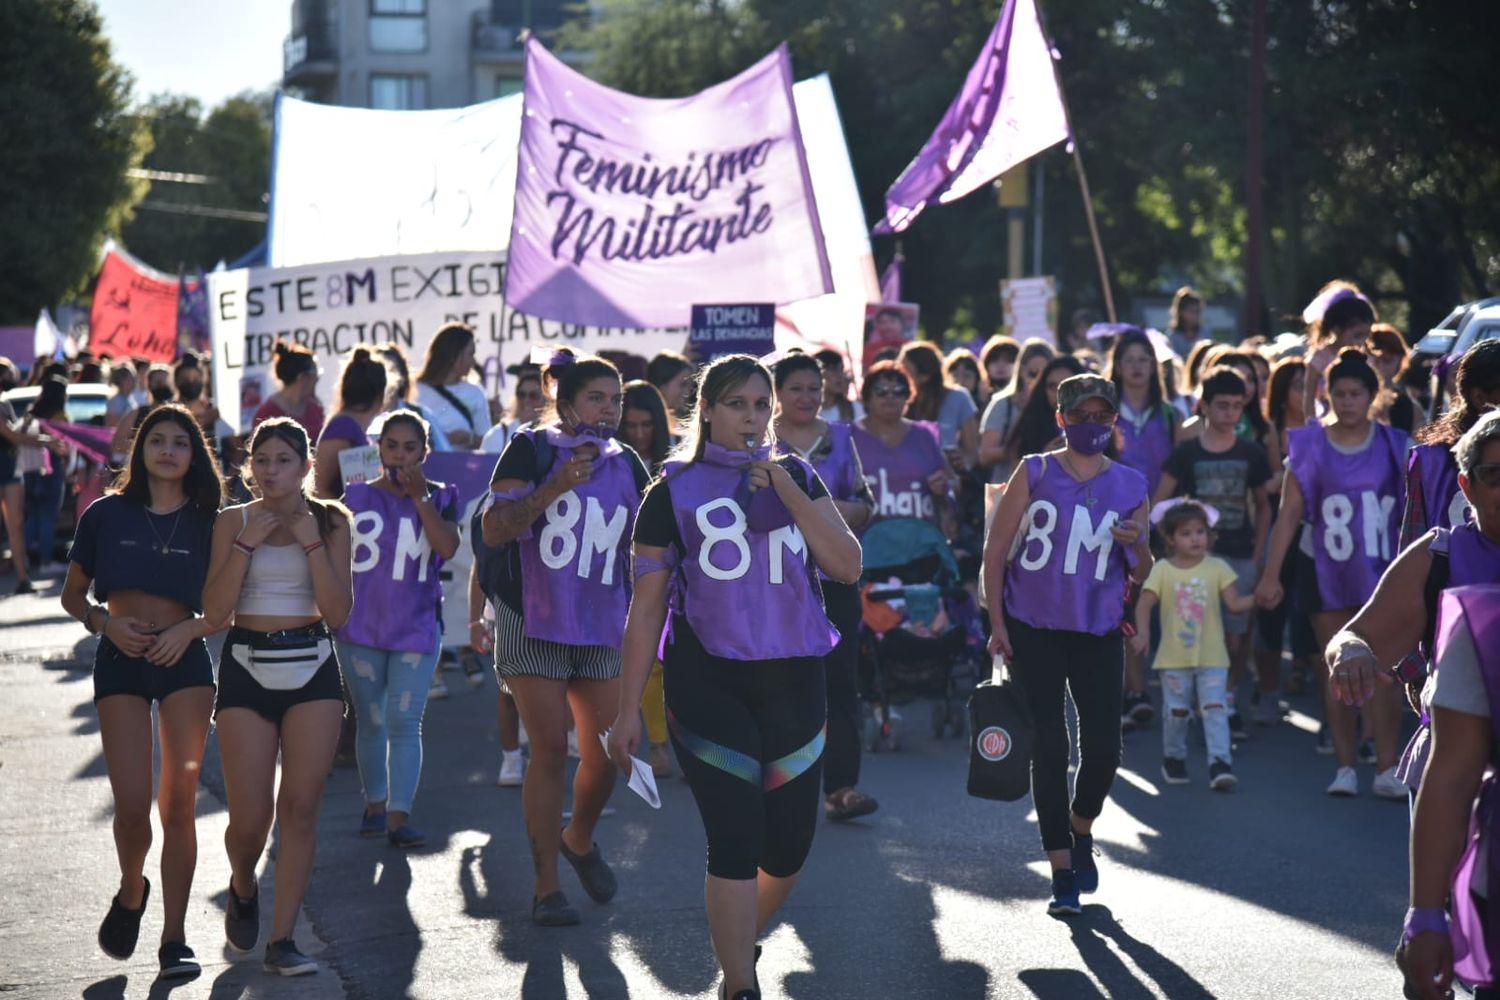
[1005,614,1124,853]
[664,615,826,881]
[821,581,862,794]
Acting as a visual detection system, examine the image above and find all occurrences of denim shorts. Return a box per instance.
[93,635,215,704]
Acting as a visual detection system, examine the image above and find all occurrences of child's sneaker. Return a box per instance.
[1160,757,1189,785]
[1047,869,1081,916]
[1208,759,1237,791]
[1070,832,1098,894]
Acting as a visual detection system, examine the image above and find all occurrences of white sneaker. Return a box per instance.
[566,730,580,759]
[1326,767,1358,797]
[1372,766,1408,801]
[428,673,449,701]
[497,750,525,787]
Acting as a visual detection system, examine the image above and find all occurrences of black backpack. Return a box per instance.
[472,433,554,607]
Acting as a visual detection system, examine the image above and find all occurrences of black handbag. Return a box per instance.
[966,667,1035,802]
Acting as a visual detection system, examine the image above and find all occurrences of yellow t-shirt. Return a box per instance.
[1143,556,1239,670]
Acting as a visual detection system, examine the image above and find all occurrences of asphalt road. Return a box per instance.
[0,575,1413,999]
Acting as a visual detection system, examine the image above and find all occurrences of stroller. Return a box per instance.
[857,517,985,751]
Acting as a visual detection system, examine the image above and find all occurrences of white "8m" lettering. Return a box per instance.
[1321,491,1395,562]
[350,510,431,581]
[695,499,807,583]
[539,490,628,585]
[1017,500,1119,581]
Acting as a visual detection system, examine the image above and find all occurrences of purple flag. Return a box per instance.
[875,0,1069,234]
[505,39,832,328]
[879,252,903,303]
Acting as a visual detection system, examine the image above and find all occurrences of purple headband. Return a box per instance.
[1302,287,1372,325]
[530,345,575,368]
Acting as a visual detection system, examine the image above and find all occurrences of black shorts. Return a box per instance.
[1295,549,1324,616]
[93,635,215,704]
[215,625,344,725]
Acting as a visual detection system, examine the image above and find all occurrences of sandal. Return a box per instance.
[824,787,879,822]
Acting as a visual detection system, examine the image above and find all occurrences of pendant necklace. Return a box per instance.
[145,498,188,555]
[1062,452,1100,507]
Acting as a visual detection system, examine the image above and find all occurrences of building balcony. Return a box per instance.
[471,10,526,63]
[283,22,338,83]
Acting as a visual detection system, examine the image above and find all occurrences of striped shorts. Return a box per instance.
[492,599,621,682]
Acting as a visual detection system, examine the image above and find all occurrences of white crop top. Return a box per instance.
[236,507,319,617]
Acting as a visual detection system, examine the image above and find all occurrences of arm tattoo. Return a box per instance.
[491,487,556,540]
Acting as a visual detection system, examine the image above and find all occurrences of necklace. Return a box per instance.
[1059,451,1102,507]
[145,502,187,555]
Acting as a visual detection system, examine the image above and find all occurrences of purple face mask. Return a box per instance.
[1063,421,1113,456]
[573,422,617,441]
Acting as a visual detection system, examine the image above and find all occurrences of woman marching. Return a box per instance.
[981,374,1152,915]
[202,417,353,975]
[335,412,460,848]
[61,404,224,978]
[609,354,860,999]
[480,348,649,926]
[772,352,879,822]
[1255,350,1408,799]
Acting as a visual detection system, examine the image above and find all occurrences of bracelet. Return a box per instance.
[1402,907,1449,944]
[233,540,256,557]
[303,539,326,554]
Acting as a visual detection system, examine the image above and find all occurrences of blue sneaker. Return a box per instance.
[1071,832,1098,894]
[387,824,426,849]
[359,809,386,839]
[1047,869,1082,916]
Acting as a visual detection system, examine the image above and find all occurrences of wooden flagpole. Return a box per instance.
[1035,0,1116,323]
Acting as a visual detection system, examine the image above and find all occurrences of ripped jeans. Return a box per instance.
[337,639,442,814]
[1160,667,1231,765]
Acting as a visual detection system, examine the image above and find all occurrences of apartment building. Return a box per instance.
[281,0,578,109]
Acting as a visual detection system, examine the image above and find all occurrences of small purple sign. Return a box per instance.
[689,303,776,361]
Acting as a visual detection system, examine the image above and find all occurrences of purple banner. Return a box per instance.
[422,451,496,508]
[505,39,833,328]
[875,0,1069,234]
[689,303,776,361]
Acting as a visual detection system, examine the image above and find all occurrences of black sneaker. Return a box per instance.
[1125,691,1155,724]
[1160,757,1190,785]
[263,937,318,976]
[98,877,150,959]
[1228,712,1248,742]
[1071,831,1099,893]
[1209,759,1237,791]
[225,879,260,953]
[1357,739,1377,765]
[559,836,618,903]
[157,941,200,980]
[13,578,35,595]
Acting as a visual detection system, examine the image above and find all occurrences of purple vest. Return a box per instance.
[337,480,460,652]
[1288,423,1408,610]
[1409,440,1470,532]
[517,426,641,648]
[809,421,861,503]
[1003,454,1149,635]
[1116,403,1174,498]
[1438,584,1500,987]
[851,420,945,527]
[667,446,838,660]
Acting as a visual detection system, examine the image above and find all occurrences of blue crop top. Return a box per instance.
[70,495,217,610]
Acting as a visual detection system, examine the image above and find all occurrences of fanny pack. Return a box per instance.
[231,624,331,691]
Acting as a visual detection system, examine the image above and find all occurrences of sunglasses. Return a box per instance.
[871,383,910,399]
[1471,463,1500,488]
[1064,409,1115,424]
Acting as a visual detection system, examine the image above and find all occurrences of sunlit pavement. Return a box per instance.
[2,578,1407,999]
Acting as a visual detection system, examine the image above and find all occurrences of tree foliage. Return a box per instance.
[118,91,274,274]
[562,0,1499,339]
[0,0,148,323]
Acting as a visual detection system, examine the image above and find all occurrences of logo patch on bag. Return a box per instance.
[977,726,1012,762]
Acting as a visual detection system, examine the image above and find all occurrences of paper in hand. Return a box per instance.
[599,733,661,809]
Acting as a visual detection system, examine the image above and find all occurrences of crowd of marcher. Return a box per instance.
[4,281,1499,999]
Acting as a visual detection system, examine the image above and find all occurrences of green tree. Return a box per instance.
[119,91,273,274]
[0,0,148,323]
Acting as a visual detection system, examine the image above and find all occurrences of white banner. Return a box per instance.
[208,249,687,433]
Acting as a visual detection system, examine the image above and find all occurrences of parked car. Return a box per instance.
[1413,298,1500,358]
[1,383,111,425]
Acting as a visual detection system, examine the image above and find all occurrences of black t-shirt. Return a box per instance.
[487,433,651,613]
[1161,436,1272,558]
[634,458,829,555]
[70,494,218,609]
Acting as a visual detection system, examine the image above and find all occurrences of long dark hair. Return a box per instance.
[28,375,68,419]
[1418,339,1500,446]
[622,379,671,470]
[1266,358,1306,435]
[1007,355,1084,457]
[1105,330,1166,413]
[244,417,348,538]
[113,404,225,512]
[899,341,949,421]
[416,323,475,385]
[1216,350,1272,439]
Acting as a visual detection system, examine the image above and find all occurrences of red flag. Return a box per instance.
[89,249,180,363]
